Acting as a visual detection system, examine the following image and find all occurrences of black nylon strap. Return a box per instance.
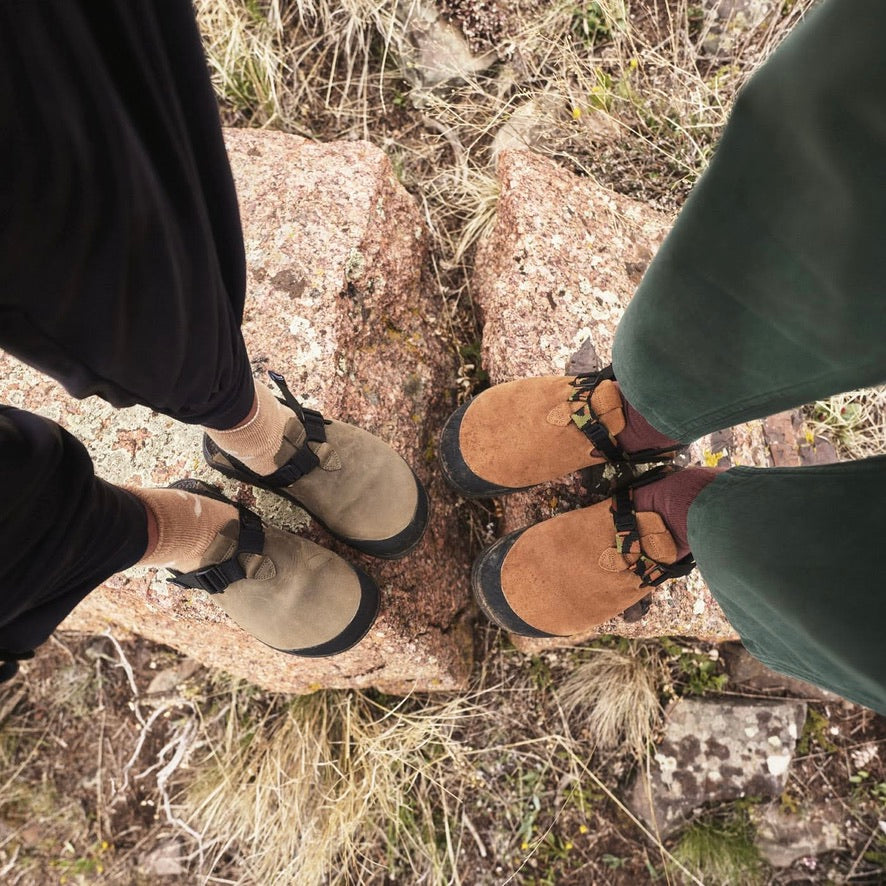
[257,371,329,487]
[611,488,636,533]
[578,417,624,462]
[237,509,264,555]
[261,446,320,487]
[608,472,696,588]
[570,365,684,465]
[571,365,616,388]
[302,408,327,443]
[632,553,697,588]
[168,505,265,595]
[171,557,247,594]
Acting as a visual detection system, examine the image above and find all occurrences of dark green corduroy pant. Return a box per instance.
[612,0,886,713]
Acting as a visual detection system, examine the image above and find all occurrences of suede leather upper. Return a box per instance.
[454,376,626,489]
[496,502,679,636]
[199,519,364,651]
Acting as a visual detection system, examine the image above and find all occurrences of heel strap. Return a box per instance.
[609,469,696,588]
[569,365,683,465]
[257,372,330,487]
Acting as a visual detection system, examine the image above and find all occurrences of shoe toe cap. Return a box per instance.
[439,399,531,498]
[345,471,430,559]
[471,530,559,638]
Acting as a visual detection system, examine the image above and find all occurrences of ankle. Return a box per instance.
[633,467,721,560]
[204,380,294,477]
[127,486,238,572]
[614,383,682,455]
[142,496,159,559]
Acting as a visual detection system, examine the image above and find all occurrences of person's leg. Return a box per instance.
[0,408,147,678]
[612,0,886,439]
[0,0,420,672]
[0,0,426,549]
[0,0,254,673]
[607,0,886,710]
[688,460,886,714]
[463,0,886,711]
[0,407,379,680]
[0,0,253,428]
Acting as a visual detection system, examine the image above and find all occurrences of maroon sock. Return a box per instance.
[614,383,683,455]
[633,467,722,560]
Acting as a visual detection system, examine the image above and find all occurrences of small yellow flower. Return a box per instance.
[521,841,530,850]
[629,58,639,70]
[804,428,815,445]
[564,841,574,850]
[579,824,589,834]
[703,448,726,467]
[572,107,582,120]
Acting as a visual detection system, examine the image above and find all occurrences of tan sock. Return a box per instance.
[204,381,294,477]
[128,486,238,572]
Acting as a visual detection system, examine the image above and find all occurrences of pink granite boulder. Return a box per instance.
[471,149,780,650]
[2,129,472,694]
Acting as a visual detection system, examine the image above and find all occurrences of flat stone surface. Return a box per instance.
[2,129,473,694]
[626,697,807,837]
[751,801,845,867]
[721,642,843,703]
[472,150,775,651]
[762,409,838,467]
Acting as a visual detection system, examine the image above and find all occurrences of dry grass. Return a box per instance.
[179,689,467,883]
[807,386,886,461]
[167,641,708,886]
[555,641,666,753]
[7,634,886,884]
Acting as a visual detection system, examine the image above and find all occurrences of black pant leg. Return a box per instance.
[0,407,147,676]
[0,0,253,429]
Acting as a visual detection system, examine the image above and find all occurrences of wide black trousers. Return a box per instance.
[0,1,254,663]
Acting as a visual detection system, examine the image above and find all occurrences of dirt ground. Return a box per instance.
[2,630,885,885]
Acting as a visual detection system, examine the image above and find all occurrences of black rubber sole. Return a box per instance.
[275,565,380,656]
[203,435,430,560]
[438,399,534,498]
[472,529,656,635]
[471,530,559,639]
[168,478,380,656]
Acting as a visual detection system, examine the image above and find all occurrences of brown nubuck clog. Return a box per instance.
[472,467,696,637]
[439,365,682,498]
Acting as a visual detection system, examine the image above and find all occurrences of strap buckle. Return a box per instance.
[169,558,247,594]
[301,407,326,443]
[193,563,237,594]
[570,364,616,390]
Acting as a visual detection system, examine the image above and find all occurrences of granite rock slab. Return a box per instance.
[471,150,778,650]
[2,129,473,694]
[627,697,808,837]
[751,800,845,867]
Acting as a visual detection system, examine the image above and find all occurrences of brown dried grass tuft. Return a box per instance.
[555,641,666,753]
